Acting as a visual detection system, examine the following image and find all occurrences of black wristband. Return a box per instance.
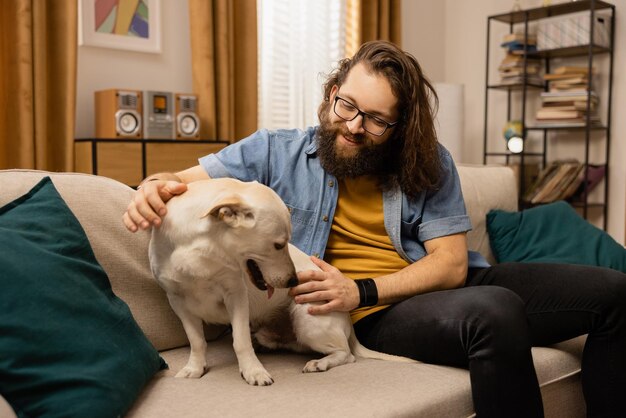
[355,278,378,307]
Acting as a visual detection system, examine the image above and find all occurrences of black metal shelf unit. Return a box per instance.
[482,0,615,229]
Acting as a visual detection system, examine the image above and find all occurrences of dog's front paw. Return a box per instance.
[302,351,355,373]
[302,359,329,373]
[175,364,207,378]
[240,366,274,386]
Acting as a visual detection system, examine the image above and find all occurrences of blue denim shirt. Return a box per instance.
[200,127,490,268]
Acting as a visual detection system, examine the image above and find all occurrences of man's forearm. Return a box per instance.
[374,234,468,305]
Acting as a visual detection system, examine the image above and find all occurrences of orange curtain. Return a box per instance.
[188,0,258,143]
[0,0,77,171]
[360,0,402,46]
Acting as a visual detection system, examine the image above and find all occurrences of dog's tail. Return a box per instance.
[348,330,418,364]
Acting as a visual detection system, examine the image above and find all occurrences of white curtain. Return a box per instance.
[258,0,346,129]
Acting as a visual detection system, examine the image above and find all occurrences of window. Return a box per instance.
[257,0,359,130]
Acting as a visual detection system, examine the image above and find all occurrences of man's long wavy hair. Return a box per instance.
[317,41,441,199]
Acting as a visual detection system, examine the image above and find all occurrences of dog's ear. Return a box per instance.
[201,195,256,228]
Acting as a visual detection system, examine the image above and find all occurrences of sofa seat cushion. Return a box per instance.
[0,177,166,418]
[127,335,585,418]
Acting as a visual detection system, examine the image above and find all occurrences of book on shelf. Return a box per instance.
[536,88,599,124]
[568,164,606,203]
[532,162,584,203]
[536,109,586,119]
[535,117,600,126]
[540,90,598,97]
[523,160,586,204]
[543,76,591,85]
[502,32,537,44]
[543,72,585,81]
[548,84,591,93]
[555,163,586,202]
[540,91,598,103]
[500,33,538,57]
[552,65,595,75]
[542,95,597,102]
[499,67,540,76]
[560,174,584,203]
[543,66,594,81]
[548,81,589,90]
[548,79,589,91]
[509,48,538,56]
[498,51,542,85]
[532,119,601,128]
[542,100,596,111]
[523,161,558,202]
[502,41,538,53]
[500,53,540,64]
[498,75,544,86]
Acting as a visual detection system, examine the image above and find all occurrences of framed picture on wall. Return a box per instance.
[78,0,161,53]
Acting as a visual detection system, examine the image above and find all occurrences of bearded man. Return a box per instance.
[124,41,626,418]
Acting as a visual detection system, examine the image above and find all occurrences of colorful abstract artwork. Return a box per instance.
[95,0,150,38]
[79,0,161,53]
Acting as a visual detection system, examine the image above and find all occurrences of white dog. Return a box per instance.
[149,178,414,386]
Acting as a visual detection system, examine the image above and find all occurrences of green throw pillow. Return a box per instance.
[487,201,626,273]
[0,177,166,418]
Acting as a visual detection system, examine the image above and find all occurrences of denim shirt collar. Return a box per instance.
[304,140,318,156]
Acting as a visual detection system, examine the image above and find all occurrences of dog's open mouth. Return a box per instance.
[246,259,274,299]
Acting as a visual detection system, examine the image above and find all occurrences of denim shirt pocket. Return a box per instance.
[401,216,421,238]
[285,204,315,251]
[400,215,427,262]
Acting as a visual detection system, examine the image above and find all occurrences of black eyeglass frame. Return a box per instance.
[333,95,399,136]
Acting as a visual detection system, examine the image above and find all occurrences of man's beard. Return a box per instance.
[316,105,398,179]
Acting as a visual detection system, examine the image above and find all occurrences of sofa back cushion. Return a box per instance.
[457,164,518,265]
[0,169,189,351]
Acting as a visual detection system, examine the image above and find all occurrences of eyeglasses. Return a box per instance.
[333,95,399,136]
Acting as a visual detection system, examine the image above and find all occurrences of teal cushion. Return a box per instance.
[487,201,626,273]
[0,177,166,418]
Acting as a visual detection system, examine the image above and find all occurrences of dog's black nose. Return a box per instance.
[287,277,299,288]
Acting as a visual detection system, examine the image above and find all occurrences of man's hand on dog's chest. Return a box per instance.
[289,256,360,315]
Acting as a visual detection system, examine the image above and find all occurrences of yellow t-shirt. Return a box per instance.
[324,176,409,323]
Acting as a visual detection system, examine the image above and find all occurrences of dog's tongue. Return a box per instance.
[267,285,275,299]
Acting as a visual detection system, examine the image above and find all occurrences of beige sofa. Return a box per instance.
[0,166,586,418]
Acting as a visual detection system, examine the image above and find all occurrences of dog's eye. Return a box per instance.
[274,242,286,250]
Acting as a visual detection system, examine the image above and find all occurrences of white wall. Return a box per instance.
[401,0,445,81]
[403,0,625,245]
[75,0,193,138]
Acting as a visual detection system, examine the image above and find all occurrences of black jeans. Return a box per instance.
[353,262,626,418]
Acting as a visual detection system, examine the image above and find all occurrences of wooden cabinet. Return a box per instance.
[75,139,229,186]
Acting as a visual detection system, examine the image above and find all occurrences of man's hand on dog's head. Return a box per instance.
[289,257,360,315]
[123,180,188,233]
